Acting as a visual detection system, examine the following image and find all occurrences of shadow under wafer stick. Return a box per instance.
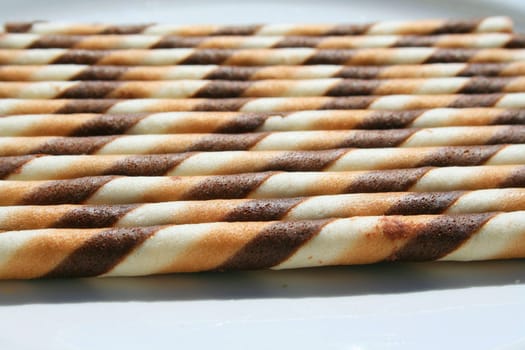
[2,48,525,66]
[2,145,524,180]
[3,63,525,81]
[1,189,525,230]
[3,33,525,50]
[0,126,524,156]
[2,94,525,115]
[0,165,523,205]
[5,77,525,99]
[3,17,512,35]
[1,211,524,279]
[2,109,524,137]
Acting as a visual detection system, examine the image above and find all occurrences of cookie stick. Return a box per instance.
[2,33,523,49]
[3,63,525,81]
[1,94,525,115]
[3,77,525,99]
[1,125,524,156]
[1,189,525,230]
[3,17,512,35]
[1,211,524,279]
[1,165,523,205]
[2,109,523,137]
[2,48,525,66]
[2,145,524,180]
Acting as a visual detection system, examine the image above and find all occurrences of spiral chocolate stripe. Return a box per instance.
[1,94,525,115]
[217,219,331,270]
[0,165,523,205]
[500,166,525,187]
[1,126,523,156]
[52,204,138,228]
[44,226,159,278]
[1,33,523,50]
[70,114,145,136]
[19,176,116,205]
[1,109,523,137]
[101,153,193,176]
[1,211,524,279]
[3,63,525,82]
[3,188,525,230]
[387,212,495,261]
[2,17,511,36]
[2,48,525,66]
[34,135,118,155]
[2,145,523,180]
[0,154,37,178]
[3,77,525,99]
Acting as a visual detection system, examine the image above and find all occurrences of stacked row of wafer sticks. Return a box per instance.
[0,17,524,279]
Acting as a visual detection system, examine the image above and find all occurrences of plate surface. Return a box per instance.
[1,1,525,349]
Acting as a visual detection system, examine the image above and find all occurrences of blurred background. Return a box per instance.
[1,0,524,29]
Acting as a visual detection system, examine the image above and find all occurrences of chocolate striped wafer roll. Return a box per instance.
[2,33,524,49]
[4,78,525,99]
[2,94,525,114]
[1,211,524,279]
[2,109,524,136]
[1,189,525,230]
[2,48,525,66]
[4,63,525,81]
[1,165,523,205]
[0,126,523,156]
[3,17,512,35]
[2,145,523,180]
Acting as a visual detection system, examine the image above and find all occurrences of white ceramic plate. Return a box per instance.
[1,1,525,349]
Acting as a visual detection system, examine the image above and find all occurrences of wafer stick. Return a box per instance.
[1,94,524,115]
[3,63,525,81]
[2,48,525,66]
[3,78,525,99]
[2,33,523,49]
[0,165,523,205]
[1,109,524,136]
[0,126,523,156]
[1,189,524,230]
[1,145,523,180]
[1,211,524,279]
[3,17,512,35]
